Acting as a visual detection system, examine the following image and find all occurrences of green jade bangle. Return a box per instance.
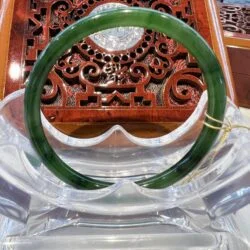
[24,8,227,190]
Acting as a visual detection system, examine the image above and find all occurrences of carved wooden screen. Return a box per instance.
[5,0,212,123]
[220,4,250,35]
[219,3,250,109]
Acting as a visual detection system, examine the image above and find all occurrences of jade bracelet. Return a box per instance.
[24,8,227,190]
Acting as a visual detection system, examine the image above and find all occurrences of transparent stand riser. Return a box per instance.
[1,206,250,249]
[0,90,250,249]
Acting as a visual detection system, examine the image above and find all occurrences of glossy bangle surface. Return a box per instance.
[24,8,227,190]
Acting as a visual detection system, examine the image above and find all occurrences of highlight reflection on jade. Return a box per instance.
[24,8,227,190]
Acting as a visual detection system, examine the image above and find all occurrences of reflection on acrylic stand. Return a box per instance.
[0,89,250,248]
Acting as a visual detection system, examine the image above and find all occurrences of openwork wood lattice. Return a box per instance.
[220,4,250,34]
[6,0,212,122]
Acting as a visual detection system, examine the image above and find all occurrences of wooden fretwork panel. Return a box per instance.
[6,0,213,123]
[220,4,250,34]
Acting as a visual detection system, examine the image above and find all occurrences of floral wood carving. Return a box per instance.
[6,0,212,122]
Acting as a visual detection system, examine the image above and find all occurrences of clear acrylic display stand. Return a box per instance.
[0,89,250,249]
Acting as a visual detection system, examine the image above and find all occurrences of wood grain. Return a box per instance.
[0,0,15,99]
[227,46,250,108]
[205,0,238,105]
[224,31,250,49]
